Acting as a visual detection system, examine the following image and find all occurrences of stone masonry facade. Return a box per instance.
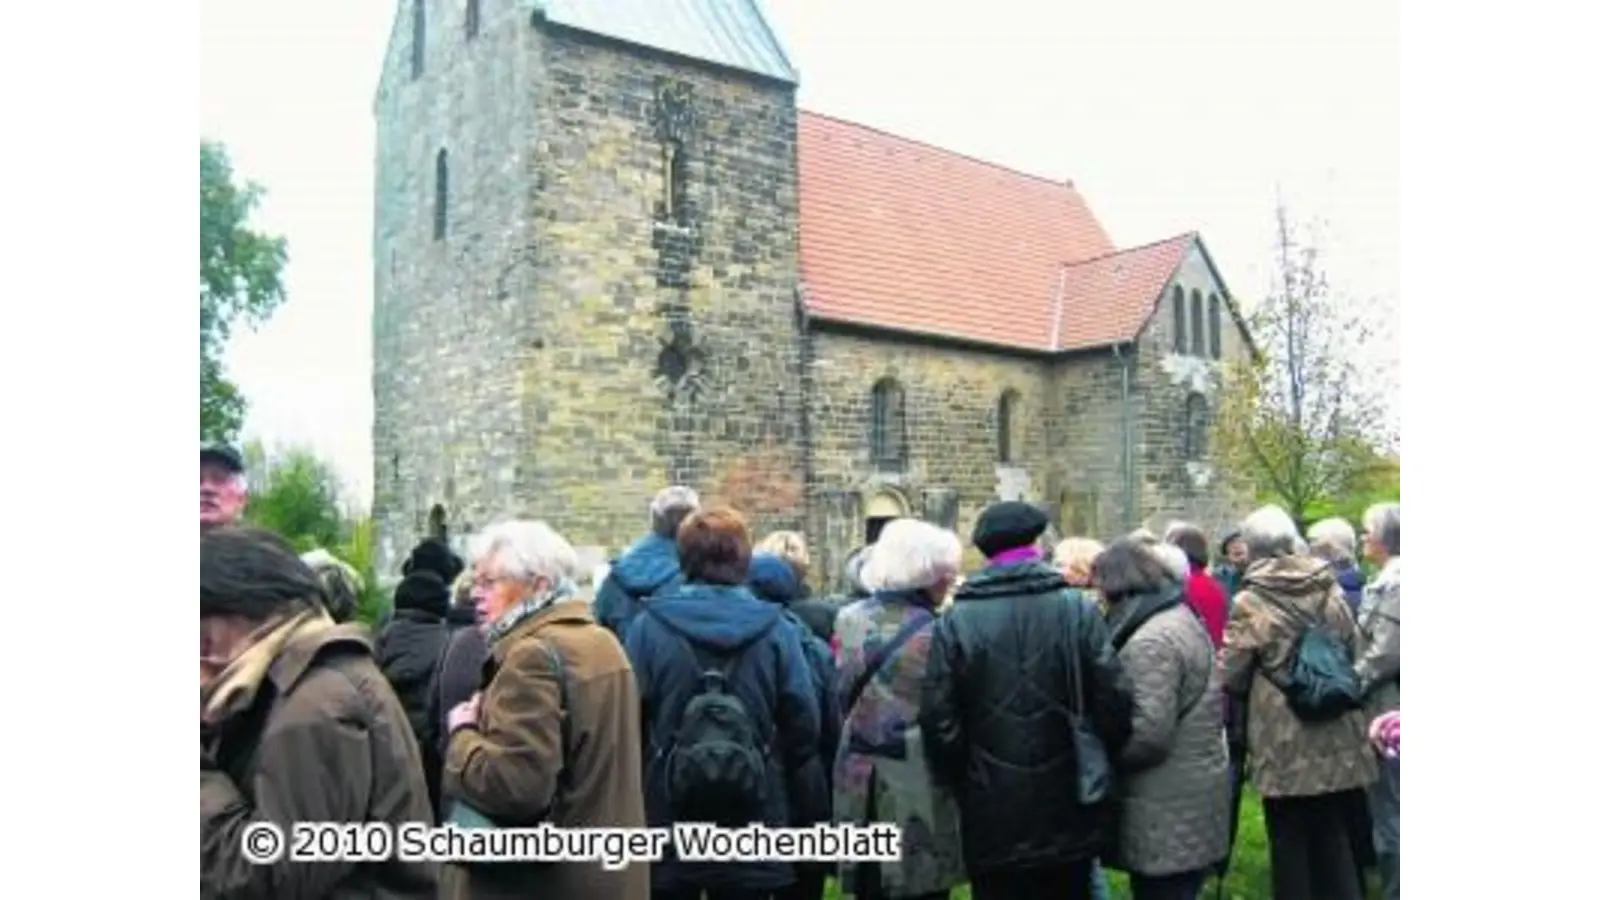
[371,5,1253,587]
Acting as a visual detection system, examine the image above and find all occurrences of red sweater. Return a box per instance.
[1185,570,1229,649]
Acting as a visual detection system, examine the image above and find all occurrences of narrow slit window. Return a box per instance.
[997,390,1018,463]
[433,149,449,240]
[662,139,686,223]
[466,0,480,39]
[1208,294,1223,359]
[1190,289,1205,357]
[1172,284,1187,352]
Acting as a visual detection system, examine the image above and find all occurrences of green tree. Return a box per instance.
[241,442,391,626]
[338,516,391,627]
[201,140,288,443]
[242,442,345,553]
[1214,202,1395,530]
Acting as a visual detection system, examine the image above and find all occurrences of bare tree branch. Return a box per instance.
[1212,200,1394,524]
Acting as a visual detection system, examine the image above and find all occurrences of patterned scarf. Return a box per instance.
[201,604,334,727]
[484,577,579,646]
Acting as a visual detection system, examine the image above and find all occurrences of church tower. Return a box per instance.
[371,0,806,571]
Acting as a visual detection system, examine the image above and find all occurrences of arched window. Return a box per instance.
[1190,289,1205,356]
[433,149,449,240]
[997,390,1019,463]
[869,378,907,471]
[465,0,481,39]
[1208,294,1223,359]
[1171,284,1186,352]
[1184,394,1210,461]
[411,0,426,79]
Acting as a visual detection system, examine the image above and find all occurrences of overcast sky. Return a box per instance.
[200,0,1398,507]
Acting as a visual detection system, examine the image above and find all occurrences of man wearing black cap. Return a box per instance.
[200,444,248,530]
[921,501,1134,900]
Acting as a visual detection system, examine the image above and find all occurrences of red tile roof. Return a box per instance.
[797,110,1194,352]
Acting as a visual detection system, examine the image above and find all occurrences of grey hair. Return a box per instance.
[861,519,963,593]
[1150,542,1190,582]
[470,519,580,586]
[1362,502,1401,557]
[1091,538,1171,602]
[649,485,701,539]
[1240,504,1301,560]
[299,548,364,623]
[1307,517,1358,563]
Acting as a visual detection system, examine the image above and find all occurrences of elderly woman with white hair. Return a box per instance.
[440,519,648,900]
[1215,505,1375,900]
[832,518,966,900]
[1355,502,1400,900]
[1307,518,1367,615]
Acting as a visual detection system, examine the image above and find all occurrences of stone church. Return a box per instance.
[370,0,1256,588]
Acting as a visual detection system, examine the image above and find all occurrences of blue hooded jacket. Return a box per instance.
[592,533,683,642]
[624,581,825,893]
[748,553,843,799]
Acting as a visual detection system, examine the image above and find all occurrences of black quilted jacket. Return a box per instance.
[920,561,1134,875]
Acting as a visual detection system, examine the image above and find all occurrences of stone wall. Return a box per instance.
[371,0,544,571]
[805,328,1053,588]
[1048,348,1136,539]
[1132,242,1255,541]
[515,25,805,554]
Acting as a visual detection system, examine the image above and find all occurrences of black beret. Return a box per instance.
[973,501,1050,558]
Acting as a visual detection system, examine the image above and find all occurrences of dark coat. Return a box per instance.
[624,582,825,893]
[202,622,439,899]
[375,606,452,814]
[593,533,683,641]
[921,561,1135,877]
[427,623,490,755]
[440,601,648,900]
[748,553,844,796]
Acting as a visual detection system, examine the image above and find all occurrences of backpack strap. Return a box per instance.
[843,613,933,716]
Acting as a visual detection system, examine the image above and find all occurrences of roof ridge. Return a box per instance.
[799,107,1080,192]
[1061,231,1196,268]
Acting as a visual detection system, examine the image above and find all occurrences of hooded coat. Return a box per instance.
[1216,556,1378,798]
[592,533,683,642]
[623,582,826,894]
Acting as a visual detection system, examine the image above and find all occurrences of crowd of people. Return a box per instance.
[199,443,1401,900]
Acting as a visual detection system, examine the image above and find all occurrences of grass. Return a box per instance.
[822,787,1379,900]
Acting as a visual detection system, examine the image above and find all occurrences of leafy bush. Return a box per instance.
[240,441,390,626]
